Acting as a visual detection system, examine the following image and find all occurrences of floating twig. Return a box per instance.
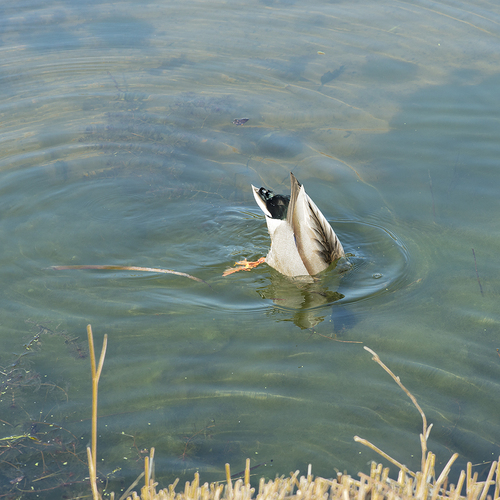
[472,249,484,296]
[51,264,211,288]
[311,330,362,344]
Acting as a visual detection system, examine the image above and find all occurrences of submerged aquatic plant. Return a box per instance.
[0,323,93,497]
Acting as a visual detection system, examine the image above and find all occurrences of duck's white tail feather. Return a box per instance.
[290,173,344,275]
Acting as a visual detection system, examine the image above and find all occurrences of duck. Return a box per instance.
[223,172,344,277]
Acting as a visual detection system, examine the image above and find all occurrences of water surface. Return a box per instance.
[1,0,500,497]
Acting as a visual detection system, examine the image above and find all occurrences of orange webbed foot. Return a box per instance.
[222,257,265,276]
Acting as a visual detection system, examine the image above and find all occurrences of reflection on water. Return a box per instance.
[1,0,500,497]
[257,271,345,329]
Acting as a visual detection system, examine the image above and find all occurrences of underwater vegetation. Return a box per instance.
[0,321,90,497]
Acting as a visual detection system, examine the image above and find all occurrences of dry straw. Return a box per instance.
[86,327,499,500]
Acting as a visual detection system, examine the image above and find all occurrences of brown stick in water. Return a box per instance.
[51,264,211,288]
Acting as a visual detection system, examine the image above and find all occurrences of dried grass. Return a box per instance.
[85,326,500,500]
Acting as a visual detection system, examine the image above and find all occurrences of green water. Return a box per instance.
[0,0,499,497]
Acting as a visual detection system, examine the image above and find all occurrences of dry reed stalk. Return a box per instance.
[245,458,251,487]
[478,460,497,500]
[415,452,434,499]
[431,453,459,500]
[494,461,500,500]
[87,324,108,500]
[113,458,499,500]
[119,471,145,500]
[353,436,413,477]
[357,347,500,500]
[363,346,430,473]
[87,446,100,500]
[451,471,466,500]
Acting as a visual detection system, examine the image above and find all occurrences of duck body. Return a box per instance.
[252,173,344,277]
